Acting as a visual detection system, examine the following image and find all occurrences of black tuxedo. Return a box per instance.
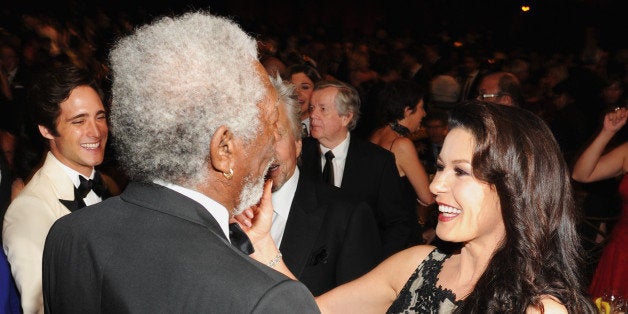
[43,182,319,313]
[280,174,382,296]
[301,136,416,257]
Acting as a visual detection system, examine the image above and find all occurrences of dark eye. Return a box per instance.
[435,162,444,172]
[72,120,85,125]
[454,167,469,176]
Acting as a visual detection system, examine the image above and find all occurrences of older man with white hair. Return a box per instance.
[42,12,319,313]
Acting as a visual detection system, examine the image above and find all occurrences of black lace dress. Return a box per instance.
[387,248,461,313]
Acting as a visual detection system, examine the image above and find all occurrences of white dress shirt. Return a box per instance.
[53,155,102,206]
[153,180,231,242]
[301,117,311,136]
[270,168,299,247]
[319,132,350,188]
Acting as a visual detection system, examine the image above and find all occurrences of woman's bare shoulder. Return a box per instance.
[389,136,416,155]
[379,245,436,284]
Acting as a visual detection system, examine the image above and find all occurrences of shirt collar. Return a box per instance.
[51,153,95,188]
[153,179,231,240]
[271,168,300,219]
[320,132,350,160]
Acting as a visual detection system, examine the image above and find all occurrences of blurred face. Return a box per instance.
[0,131,16,168]
[463,56,478,74]
[425,119,448,145]
[477,75,500,98]
[267,102,302,192]
[234,63,280,214]
[429,128,505,245]
[477,74,511,106]
[309,87,352,148]
[290,72,314,118]
[403,99,427,132]
[602,82,623,105]
[0,47,19,71]
[39,86,108,177]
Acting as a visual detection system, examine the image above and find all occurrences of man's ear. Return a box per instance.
[341,112,354,127]
[403,106,414,118]
[38,125,55,140]
[209,126,235,175]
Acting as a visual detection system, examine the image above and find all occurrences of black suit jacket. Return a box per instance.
[43,182,319,314]
[280,174,382,296]
[301,136,416,257]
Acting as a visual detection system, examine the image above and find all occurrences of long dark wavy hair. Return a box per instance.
[450,101,596,313]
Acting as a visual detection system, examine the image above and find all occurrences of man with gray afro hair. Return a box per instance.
[42,12,320,313]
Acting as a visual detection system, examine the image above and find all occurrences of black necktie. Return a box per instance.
[322,150,335,186]
[229,223,254,255]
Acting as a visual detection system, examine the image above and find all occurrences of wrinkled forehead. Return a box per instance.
[312,87,338,104]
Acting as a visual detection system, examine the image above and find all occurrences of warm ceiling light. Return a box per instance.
[521,5,531,12]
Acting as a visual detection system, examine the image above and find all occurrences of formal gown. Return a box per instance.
[588,175,628,298]
[387,248,461,313]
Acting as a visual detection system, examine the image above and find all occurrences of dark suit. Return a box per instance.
[280,174,382,296]
[43,182,319,314]
[301,136,416,257]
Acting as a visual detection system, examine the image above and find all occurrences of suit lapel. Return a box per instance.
[339,135,361,189]
[58,199,79,212]
[280,176,326,277]
[38,152,80,212]
[301,137,323,181]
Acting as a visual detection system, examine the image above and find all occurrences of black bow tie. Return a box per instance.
[228,223,254,255]
[60,172,109,212]
[78,172,107,199]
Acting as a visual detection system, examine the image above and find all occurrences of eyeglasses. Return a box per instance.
[477,93,508,100]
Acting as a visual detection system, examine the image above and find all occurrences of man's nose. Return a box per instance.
[86,119,102,138]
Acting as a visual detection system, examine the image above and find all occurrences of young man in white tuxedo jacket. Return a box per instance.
[3,65,111,314]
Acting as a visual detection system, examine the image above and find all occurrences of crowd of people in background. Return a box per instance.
[0,4,626,313]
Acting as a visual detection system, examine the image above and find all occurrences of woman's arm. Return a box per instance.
[572,108,628,182]
[236,181,436,313]
[316,245,434,314]
[392,137,434,205]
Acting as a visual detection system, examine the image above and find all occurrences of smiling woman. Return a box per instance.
[241,100,598,313]
[439,101,596,312]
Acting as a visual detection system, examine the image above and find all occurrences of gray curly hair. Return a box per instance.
[109,12,264,185]
[269,75,301,140]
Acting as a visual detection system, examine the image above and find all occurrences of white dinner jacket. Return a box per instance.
[3,152,78,314]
